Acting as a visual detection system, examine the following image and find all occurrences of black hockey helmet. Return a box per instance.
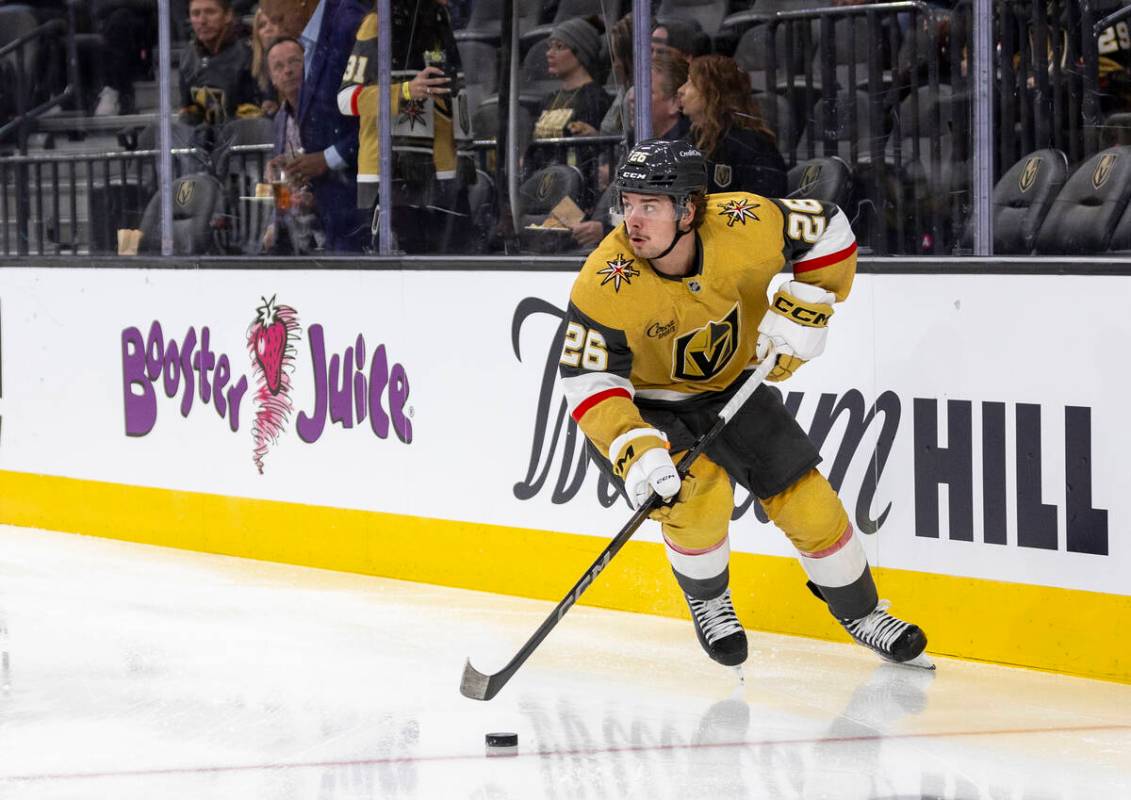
[614,139,707,202]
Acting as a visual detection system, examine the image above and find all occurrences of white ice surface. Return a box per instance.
[0,524,1128,800]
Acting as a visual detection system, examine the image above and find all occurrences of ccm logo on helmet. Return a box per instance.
[622,170,647,179]
[773,295,830,325]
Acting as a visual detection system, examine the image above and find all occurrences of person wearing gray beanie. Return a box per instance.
[550,16,602,82]
[526,14,612,234]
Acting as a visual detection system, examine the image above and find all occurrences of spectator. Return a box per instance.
[250,6,282,115]
[532,16,610,141]
[597,12,634,136]
[652,18,709,63]
[527,16,611,210]
[570,52,690,250]
[260,0,367,252]
[678,54,786,196]
[92,1,157,116]
[179,0,262,126]
[336,0,473,254]
[261,37,322,253]
[625,50,690,141]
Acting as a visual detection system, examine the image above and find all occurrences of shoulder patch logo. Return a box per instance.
[717,198,761,227]
[672,303,741,381]
[597,253,640,292]
[713,163,733,188]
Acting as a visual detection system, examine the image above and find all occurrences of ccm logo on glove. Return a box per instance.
[772,293,832,326]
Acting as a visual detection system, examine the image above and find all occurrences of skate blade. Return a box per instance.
[893,652,936,671]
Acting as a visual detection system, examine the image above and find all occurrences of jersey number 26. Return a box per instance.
[560,322,608,370]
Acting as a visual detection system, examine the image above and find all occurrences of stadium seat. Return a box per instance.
[457,40,499,96]
[1035,146,1131,254]
[520,0,618,49]
[138,172,226,255]
[212,116,273,176]
[212,117,275,254]
[787,156,853,209]
[657,0,731,40]
[794,90,887,165]
[137,120,212,180]
[519,37,557,105]
[472,96,533,154]
[466,168,497,253]
[732,22,813,94]
[959,149,1067,254]
[0,5,40,132]
[516,163,584,253]
[458,0,543,44]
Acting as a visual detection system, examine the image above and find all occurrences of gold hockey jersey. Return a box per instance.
[558,192,857,476]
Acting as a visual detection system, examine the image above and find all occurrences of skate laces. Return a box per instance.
[687,589,744,644]
[844,600,909,653]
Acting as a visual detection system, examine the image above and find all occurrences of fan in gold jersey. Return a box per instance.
[558,139,934,672]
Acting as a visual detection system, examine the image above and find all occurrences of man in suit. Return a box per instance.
[262,0,367,252]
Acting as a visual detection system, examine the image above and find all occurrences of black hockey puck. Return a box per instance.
[485,731,518,748]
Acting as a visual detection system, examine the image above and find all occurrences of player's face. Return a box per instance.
[620,192,680,258]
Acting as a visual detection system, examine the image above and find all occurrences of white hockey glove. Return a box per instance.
[611,429,681,509]
[755,280,837,382]
[625,446,681,509]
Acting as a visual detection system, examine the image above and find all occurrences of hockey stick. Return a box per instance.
[460,352,779,701]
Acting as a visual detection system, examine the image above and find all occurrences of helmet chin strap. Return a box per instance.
[655,222,690,260]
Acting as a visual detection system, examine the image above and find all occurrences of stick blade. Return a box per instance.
[459,658,498,701]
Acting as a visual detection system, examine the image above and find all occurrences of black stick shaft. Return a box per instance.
[460,358,775,701]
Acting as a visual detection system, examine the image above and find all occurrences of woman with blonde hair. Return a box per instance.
[678,54,786,196]
[250,7,282,114]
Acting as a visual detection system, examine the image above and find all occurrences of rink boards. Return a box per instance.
[0,263,1128,683]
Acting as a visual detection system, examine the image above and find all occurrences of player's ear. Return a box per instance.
[678,200,694,231]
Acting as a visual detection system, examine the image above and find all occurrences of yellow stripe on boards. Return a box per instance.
[1,469,1128,684]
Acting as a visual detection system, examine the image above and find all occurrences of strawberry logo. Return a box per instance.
[254,318,287,394]
[247,296,301,473]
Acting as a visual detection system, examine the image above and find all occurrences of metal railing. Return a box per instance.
[2,1,1126,259]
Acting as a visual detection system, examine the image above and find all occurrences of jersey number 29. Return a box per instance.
[560,322,608,370]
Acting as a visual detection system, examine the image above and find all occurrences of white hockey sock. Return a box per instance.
[797,524,868,590]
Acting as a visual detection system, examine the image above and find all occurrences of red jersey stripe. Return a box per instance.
[349,85,362,117]
[571,387,631,422]
[795,242,857,274]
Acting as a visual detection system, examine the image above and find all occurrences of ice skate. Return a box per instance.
[685,587,748,667]
[841,600,934,670]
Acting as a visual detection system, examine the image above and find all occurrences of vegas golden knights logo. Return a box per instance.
[176,180,195,207]
[672,303,741,381]
[458,93,470,133]
[1018,157,1041,193]
[1092,153,1118,190]
[713,163,733,189]
[800,163,823,193]
[537,170,556,199]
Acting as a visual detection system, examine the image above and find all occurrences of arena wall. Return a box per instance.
[1,258,1128,683]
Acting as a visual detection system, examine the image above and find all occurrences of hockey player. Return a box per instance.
[557,139,931,669]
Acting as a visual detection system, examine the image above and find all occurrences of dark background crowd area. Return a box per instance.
[3,0,1131,258]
